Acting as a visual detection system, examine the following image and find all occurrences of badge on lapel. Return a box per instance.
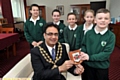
[101,41,107,47]
[74,34,76,38]
[60,29,63,33]
[39,23,43,27]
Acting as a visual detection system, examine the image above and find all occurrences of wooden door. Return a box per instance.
[80,5,90,24]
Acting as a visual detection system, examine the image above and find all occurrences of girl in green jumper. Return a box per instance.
[52,9,66,43]
[64,13,81,51]
[80,8,115,80]
[24,4,46,49]
[79,9,95,48]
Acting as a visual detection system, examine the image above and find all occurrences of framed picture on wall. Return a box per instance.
[56,5,64,15]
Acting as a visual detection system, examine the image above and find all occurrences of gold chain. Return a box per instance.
[38,42,62,65]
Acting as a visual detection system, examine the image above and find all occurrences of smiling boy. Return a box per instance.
[81,8,115,80]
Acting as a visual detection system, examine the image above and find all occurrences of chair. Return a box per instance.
[1,27,14,58]
[3,43,82,80]
[0,18,8,25]
[1,27,14,33]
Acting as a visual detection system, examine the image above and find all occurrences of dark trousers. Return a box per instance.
[82,63,109,80]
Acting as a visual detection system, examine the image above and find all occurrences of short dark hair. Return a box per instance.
[43,22,59,33]
[67,12,77,19]
[29,4,40,17]
[52,9,61,15]
[29,4,40,10]
[95,8,110,16]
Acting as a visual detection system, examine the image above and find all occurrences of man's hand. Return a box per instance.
[80,52,89,61]
[58,60,74,72]
[32,41,37,47]
[74,64,84,74]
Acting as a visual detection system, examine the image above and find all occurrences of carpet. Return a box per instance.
[109,46,120,80]
[0,38,30,77]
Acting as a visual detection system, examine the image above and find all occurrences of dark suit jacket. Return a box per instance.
[30,42,77,80]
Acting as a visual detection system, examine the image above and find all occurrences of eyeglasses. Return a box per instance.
[45,32,59,36]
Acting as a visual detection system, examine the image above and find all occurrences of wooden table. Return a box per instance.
[0,33,19,58]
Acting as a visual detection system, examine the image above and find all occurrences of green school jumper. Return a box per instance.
[58,22,66,43]
[79,24,95,48]
[81,28,115,69]
[64,26,81,51]
[78,24,84,48]
[24,17,46,44]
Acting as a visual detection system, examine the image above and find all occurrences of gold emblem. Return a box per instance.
[38,42,62,69]
[52,64,57,69]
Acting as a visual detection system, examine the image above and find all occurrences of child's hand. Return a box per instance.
[37,41,43,46]
[80,52,89,61]
[32,41,37,47]
[74,64,84,74]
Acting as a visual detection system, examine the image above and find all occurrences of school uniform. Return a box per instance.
[81,27,115,80]
[24,16,46,49]
[79,23,94,48]
[64,25,81,51]
[53,21,66,43]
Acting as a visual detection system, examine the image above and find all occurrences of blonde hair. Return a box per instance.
[84,9,95,17]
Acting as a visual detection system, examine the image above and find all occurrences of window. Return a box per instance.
[11,0,26,22]
[11,0,21,18]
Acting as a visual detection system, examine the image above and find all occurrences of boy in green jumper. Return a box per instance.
[24,4,46,49]
[64,13,81,51]
[52,9,66,43]
[80,8,115,80]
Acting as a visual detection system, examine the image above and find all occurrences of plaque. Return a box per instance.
[69,49,82,64]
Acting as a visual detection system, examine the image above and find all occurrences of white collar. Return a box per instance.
[68,24,77,30]
[83,23,93,31]
[30,16,40,22]
[45,43,56,56]
[53,21,60,25]
[30,16,40,25]
[94,26,108,35]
